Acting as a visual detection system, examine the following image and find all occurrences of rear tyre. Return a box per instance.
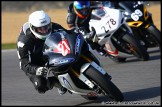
[85,67,124,102]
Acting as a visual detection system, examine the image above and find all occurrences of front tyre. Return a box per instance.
[147,25,161,49]
[85,67,124,102]
[122,34,150,61]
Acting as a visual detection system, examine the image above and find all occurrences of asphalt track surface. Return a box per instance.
[1,47,161,106]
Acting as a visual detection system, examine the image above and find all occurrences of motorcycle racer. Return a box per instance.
[66,1,107,56]
[16,10,73,94]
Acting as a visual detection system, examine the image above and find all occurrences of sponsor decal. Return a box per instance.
[75,34,81,54]
[63,77,73,89]
[52,58,74,65]
[53,39,71,56]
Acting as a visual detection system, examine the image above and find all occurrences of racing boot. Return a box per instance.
[46,76,57,90]
[29,75,49,94]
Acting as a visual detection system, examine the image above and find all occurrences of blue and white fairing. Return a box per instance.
[43,31,85,67]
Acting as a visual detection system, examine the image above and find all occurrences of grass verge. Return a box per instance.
[2,43,17,50]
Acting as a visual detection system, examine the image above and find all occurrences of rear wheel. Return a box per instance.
[84,67,124,102]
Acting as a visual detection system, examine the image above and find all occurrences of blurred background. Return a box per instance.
[1,1,161,45]
[1,1,160,12]
[2,1,72,12]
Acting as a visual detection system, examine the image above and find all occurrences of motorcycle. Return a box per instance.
[103,1,161,50]
[42,30,124,101]
[87,5,150,62]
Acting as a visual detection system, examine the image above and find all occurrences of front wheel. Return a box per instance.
[147,25,161,49]
[84,67,124,102]
[122,34,150,61]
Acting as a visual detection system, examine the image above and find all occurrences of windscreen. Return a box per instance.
[91,7,106,20]
[43,31,71,56]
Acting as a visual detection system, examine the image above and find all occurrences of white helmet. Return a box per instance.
[29,10,52,40]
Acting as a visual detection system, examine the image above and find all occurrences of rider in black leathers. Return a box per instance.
[17,10,73,94]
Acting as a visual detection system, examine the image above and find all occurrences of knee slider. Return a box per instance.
[31,76,48,91]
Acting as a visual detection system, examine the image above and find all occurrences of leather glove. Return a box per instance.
[36,67,48,76]
[85,29,96,41]
[79,28,87,35]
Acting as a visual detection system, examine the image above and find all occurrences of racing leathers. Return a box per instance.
[17,22,71,93]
